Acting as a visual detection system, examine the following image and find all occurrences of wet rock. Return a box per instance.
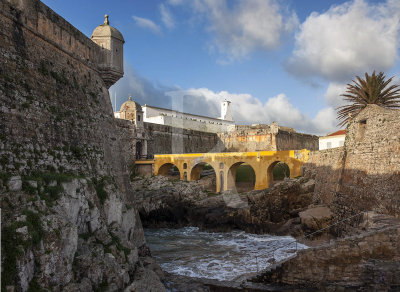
[137,176,316,236]
[125,267,166,292]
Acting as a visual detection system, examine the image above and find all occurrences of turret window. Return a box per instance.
[138,115,141,121]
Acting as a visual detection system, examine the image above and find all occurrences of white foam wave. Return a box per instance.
[145,227,308,281]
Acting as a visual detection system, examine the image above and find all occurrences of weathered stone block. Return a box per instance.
[8,176,22,191]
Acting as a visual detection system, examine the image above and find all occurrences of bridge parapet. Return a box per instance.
[153,150,310,193]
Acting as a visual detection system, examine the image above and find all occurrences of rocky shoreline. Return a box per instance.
[133,175,400,291]
[133,175,334,238]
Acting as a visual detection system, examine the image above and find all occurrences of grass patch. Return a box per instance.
[0,172,12,185]
[27,277,46,292]
[1,225,24,290]
[92,177,109,205]
[109,232,131,257]
[24,210,44,246]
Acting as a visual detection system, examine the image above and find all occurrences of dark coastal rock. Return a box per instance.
[134,176,316,236]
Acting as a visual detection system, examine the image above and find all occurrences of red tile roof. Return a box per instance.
[327,130,346,137]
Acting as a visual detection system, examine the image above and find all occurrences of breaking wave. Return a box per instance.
[144,227,307,281]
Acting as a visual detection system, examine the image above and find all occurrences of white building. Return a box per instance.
[115,97,235,133]
[319,130,346,150]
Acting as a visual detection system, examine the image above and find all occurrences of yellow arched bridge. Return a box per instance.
[152,149,310,193]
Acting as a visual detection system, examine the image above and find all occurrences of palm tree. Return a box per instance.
[336,71,400,127]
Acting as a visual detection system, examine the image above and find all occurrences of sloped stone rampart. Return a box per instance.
[259,222,400,289]
[0,0,164,290]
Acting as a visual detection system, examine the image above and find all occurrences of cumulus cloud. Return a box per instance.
[287,0,400,82]
[312,107,339,135]
[111,63,340,135]
[324,82,349,108]
[166,88,338,135]
[132,15,162,34]
[167,0,298,61]
[160,4,175,29]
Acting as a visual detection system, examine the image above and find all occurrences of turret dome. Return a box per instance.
[120,95,142,113]
[91,15,124,42]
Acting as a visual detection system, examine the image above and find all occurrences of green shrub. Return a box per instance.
[27,277,46,292]
[92,177,107,205]
[24,210,44,246]
[1,225,23,290]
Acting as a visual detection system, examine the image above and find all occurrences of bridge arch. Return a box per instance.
[189,162,217,192]
[267,161,291,185]
[226,162,256,192]
[156,163,181,178]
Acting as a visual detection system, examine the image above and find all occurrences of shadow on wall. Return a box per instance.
[303,163,400,224]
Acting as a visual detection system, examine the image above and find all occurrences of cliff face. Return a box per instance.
[0,0,164,291]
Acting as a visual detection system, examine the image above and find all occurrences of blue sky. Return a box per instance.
[41,0,400,135]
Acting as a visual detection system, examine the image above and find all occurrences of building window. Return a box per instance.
[183,163,187,169]
[137,115,141,121]
[327,142,332,149]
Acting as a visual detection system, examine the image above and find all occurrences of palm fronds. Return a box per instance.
[336,71,400,127]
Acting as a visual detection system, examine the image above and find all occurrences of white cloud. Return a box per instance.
[312,107,339,135]
[132,15,162,34]
[111,62,341,136]
[287,0,400,82]
[166,88,339,135]
[324,82,348,108]
[167,0,298,61]
[160,4,175,29]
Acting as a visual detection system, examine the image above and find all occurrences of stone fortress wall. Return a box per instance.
[142,104,235,134]
[218,123,319,152]
[0,0,165,290]
[144,122,224,155]
[3,0,102,75]
[1,0,123,89]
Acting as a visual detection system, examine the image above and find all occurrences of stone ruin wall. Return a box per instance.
[275,130,319,151]
[303,147,346,204]
[303,105,400,218]
[114,119,137,168]
[144,122,225,155]
[339,106,400,217]
[218,125,318,152]
[262,223,400,288]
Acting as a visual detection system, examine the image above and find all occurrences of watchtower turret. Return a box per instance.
[91,15,124,88]
[220,100,233,121]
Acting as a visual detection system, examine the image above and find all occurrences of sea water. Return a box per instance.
[144,227,308,281]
